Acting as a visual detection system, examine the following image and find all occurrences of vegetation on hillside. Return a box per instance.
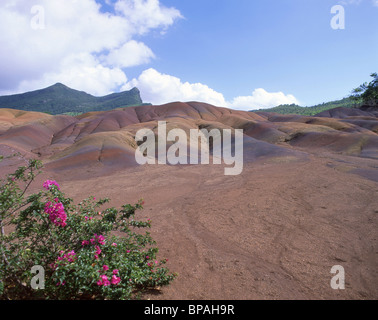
[253,73,377,116]
[0,83,144,115]
[350,73,378,106]
[254,97,359,116]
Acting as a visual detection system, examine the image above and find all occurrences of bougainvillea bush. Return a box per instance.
[0,157,175,300]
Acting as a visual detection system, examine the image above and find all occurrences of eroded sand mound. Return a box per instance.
[1,103,377,174]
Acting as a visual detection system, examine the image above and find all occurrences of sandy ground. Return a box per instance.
[0,104,377,300]
[12,152,374,300]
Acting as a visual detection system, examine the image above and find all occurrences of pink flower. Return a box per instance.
[43,180,60,190]
[126,250,131,253]
[44,200,67,227]
[113,269,119,275]
[96,235,105,245]
[111,275,121,285]
[65,251,76,262]
[94,246,101,259]
[111,243,117,247]
[97,275,111,286]
[103,265,109,271]
[55,251,77,267]
[83,234,107,252]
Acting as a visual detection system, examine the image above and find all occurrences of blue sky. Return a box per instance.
[123,0,378,106]
[0,0,377,110]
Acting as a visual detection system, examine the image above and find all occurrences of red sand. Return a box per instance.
[0,103,377,299]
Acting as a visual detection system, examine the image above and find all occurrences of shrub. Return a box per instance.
[350,72,378,106]
[0,158,175,300]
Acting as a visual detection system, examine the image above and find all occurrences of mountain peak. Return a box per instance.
[130,87,140,93]
[0,84,144,114]
[50,82,69,89]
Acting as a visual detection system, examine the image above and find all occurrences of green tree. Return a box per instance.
[350,73,378,106]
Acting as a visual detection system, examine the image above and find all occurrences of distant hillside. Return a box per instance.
[253,97,360,116]
[0,83,147,115]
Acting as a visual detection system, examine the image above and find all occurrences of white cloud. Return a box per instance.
[228,88,300,111]
[114,0,183,35]
[122,68,228,106]
[0,0,300,111]
[101,40,155,68]
[17,53,128,97]
[123,68,299,111]
[0,0,182,95]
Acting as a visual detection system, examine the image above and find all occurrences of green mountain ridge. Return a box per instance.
[252,97,361,116]
[0,83,147,115]
[0,83,373,117]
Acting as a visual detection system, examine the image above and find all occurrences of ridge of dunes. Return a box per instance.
[0,102,377,176]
